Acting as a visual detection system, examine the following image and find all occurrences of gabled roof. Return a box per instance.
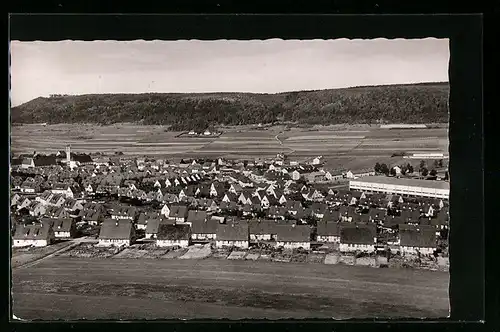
[45,218,73,232]
[156,224,191,241]
[216,221,249,241]
[248,219,276,235]
[187,210,207,223]
[275,224,310,242]
[399,224,436,248]
[13,222,52,240]
[191,217,219,234]
[339,222,376,245]
[99,219,134,240]
[317,220,340,236]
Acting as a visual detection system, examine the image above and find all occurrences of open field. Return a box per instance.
[11,257,449,320]
[10,124,448,167]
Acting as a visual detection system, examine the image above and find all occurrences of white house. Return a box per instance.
[215,222,249,249]
[98,219,135,247]
[12,222,55,247]
[274,224,311,250]
[339,223,377,253]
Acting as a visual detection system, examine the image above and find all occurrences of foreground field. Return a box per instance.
[12,257,449,320]
[10,124,448,167]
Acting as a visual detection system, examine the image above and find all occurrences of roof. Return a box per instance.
[72,154,93,164]
[275,224,310,242]
[317,220,340,236]
[168,205,188,218]
[399,224,437,248]
[249,219,276,234]
[33,156,58,167]
[187,210,207,223]
[13,222,52,240]
[216,221,249,241]
[191,217,219,234]
[350,176,449,190]
[339,222,376,245]
[156,224,191,241]
[99,219,134,240]
[45,218,73,232]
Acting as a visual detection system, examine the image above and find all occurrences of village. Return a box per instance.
[10,145,450,270]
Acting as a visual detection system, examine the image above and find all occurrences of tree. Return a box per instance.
[374,162,381,174]
[419,160,426,170]
[380,163,389,175]
[421,168,429,176]
[444,171,449,180]
[438,159,443,168]
[429,169,437,176]
[389,167,397,176]
[407,164,414,174]
[433,160,439,168]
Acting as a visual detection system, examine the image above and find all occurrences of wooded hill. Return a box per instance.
[10,82,449,130]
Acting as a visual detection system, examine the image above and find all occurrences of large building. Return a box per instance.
[349,176,449,199]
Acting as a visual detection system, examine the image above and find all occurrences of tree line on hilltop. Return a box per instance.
[374,159,448,179]
[10,83,449,129]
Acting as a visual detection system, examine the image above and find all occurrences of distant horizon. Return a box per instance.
[14,81,450,107]
[10,39,450,107]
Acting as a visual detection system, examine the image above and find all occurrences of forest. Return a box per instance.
[10,82,449,130]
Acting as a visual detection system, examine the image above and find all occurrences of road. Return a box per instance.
[12,257,449,320]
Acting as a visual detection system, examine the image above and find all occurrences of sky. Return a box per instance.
[9,38,449,107]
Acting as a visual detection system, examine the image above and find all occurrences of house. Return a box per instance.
[398,224,437,255]
[11,193,21,207]
[325,170,344,182]
[392,166,402,175]
[311,203,328,219]
[222,192,239,204]
[317,220,340,243]
[98,219,136,247]
[79,209,105,226]
[145,218,170,239]
[191,217,219,241]
[285,200,303,215]
[45,218,77,239]
[267,206,287,220]
[249,219,277,241]
[12,221,55,247]
[339,222,377,253]
[51,183,82,199]
[136,211,161,230]
[85,183,98,195]
[305,172,327,183]
[156,224,191,247]
[166,205,189,223]
[274,224,311,249]
[186,210,208,226]
[109,206,137,221]
[28,201,47,217]
[215,221,249,249]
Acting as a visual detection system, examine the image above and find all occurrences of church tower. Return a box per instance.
[66,145,71,164]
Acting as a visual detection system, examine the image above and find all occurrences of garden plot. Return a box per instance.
[338,254,355,265]
[227,251,247,260]
[112,248,148,259]
[178,244,211,259]
[245,253,260,261]
[211,248,232,259]
[58,243,124,259]
[324,253,339,265]
[160,248,188,259]
[355,256,377,267]
[307,252,326,264]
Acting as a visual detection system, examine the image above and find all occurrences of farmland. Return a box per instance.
[12,257,449,320]
[10,124,448,169]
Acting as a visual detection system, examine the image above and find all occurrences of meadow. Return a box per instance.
[10,124,448,170]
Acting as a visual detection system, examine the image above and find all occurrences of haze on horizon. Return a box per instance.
[10,38,449,107]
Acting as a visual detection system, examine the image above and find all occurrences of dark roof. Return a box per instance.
[275,224,310,242]
[399,224,436,248]
[187,210,207,223]
[317,221,340,236]
[156,224,191,241]
[137,211,161,225]
[216,221,249,241]
[72,154,93,164]
[191,217,219,234]
[249,219,276,235]
[13,222,52,240]
[99,219,134,240]
[45,218,73,232]
[168,205,188,218]
[33,155,58,167]
[339,222,376,245]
